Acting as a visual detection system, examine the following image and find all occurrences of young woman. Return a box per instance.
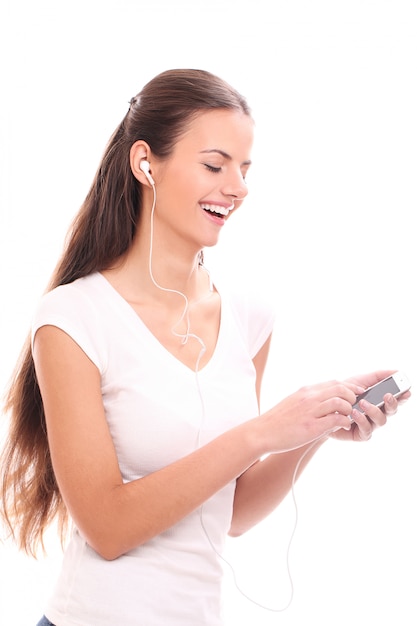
[1,69,410,626]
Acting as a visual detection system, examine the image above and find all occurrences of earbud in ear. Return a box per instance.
[140,160,155,186]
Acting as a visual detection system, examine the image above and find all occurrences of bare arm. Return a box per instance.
[34,325,265,559]
[230,344,408,536]
[230,336,326,535]
[230,441,326,536]
[33,325,362,560]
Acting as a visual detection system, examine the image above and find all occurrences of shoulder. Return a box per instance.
[32,274,103,328]
[31,273,107,371]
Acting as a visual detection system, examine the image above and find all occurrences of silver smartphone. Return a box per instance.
[352,371,411,411]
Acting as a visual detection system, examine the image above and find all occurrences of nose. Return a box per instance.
[222,169,248,201]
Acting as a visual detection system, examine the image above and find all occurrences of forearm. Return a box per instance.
[229,436,328,536]
[80,419,264,560]
[35,327,264,560]
[37,326,357,559]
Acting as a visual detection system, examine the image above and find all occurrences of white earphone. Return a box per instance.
[140,160,155,186]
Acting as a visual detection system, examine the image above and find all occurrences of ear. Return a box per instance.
[130,140,154,186]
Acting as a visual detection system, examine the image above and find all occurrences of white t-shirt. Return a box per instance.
[31,272,275,626]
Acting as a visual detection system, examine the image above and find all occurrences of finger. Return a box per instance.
[320,396,356,418]
[344,381,367,396]
[382,393,398,417]
[328,382,359,405]
[309,381,363,401]
[382,390,411,413]
[356,399,388,428]
[335,412,356,431]
[317,411,353,434]
[346,370,397,390]
[351,409,374,441]
[397,390,412,406]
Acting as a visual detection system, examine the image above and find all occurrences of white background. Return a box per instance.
[0,1,416,624]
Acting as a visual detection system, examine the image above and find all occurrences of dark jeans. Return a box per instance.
[36,617,55,626]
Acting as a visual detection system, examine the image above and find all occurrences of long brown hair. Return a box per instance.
[0,69,251,556]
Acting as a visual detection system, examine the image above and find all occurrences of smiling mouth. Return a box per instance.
[200,203,234,218]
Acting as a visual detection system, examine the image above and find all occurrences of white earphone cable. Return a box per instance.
[198,428,329,612]
[147,179,327,613]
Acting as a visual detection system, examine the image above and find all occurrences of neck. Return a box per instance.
[147,255,211,304]
[103,240,211,307]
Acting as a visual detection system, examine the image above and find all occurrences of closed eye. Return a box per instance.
[204,164,222,173]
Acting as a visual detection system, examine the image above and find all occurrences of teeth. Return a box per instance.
[200,203,234,216]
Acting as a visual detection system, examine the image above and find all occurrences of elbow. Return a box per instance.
[94,544,124,561]
[72,517,126,561]
[71,490,156,560]
[227,520,248,539]
[228,505,259,537]
[85,534,127,561]
[82,526,145,561]
[88,535,142,561]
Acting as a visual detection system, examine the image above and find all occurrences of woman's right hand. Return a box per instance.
[256,380,364,454]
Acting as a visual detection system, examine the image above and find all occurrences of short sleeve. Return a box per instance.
[223,287,275,359]
[31,282,107,374]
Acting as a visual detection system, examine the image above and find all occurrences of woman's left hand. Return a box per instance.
[330,370,411,442]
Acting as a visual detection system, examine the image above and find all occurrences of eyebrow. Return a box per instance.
[199,149,252,167]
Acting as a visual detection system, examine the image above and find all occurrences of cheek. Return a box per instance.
[162,165,189,193]
[156,175,196,219]
[164,168,205,203]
